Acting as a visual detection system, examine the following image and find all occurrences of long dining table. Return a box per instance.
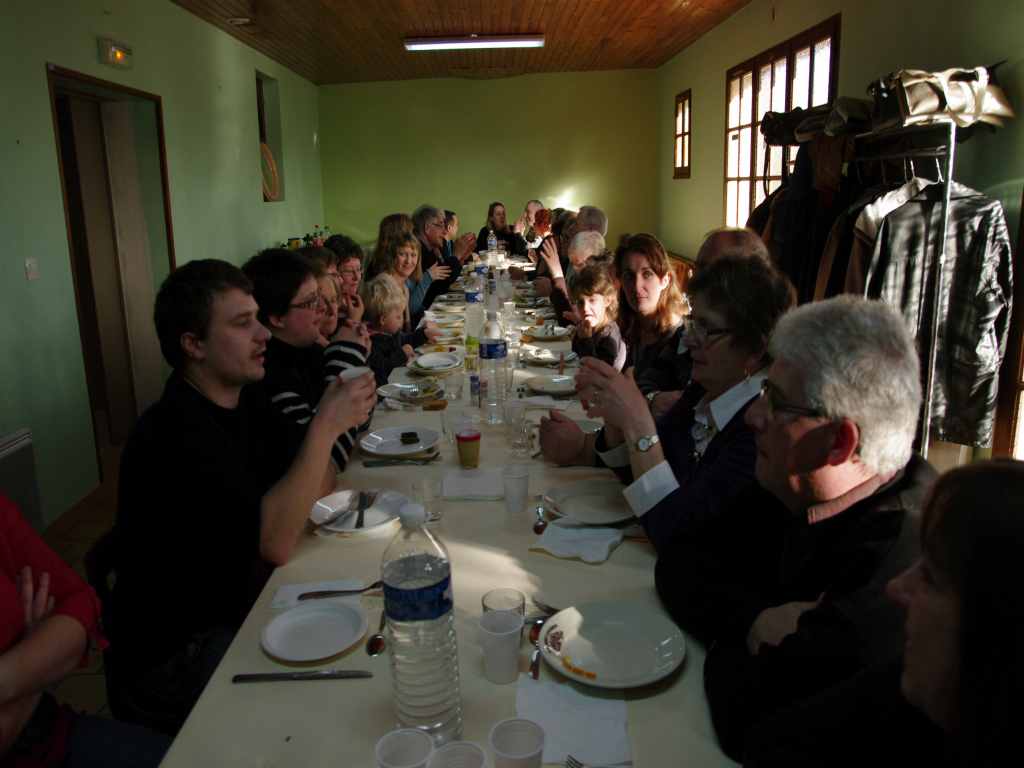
[159,331,737,767]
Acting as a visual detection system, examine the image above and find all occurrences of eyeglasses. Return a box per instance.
[427,219,445,230]
[290,292,323,313]
[682,317,733,347]
[758,379,826,421]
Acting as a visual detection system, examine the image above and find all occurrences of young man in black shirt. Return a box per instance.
[112,260,376,733]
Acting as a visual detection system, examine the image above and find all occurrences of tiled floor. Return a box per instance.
[41,442,120,718]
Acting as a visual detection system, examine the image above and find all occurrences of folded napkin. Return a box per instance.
[442,468,504,500]
[271,579,364,612]
[516,674,632,765]
[531,518,624,564]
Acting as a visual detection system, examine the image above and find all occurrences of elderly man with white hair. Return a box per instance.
[657,295,936,761]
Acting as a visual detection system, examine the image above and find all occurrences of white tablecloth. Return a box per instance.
[159,341,735,767]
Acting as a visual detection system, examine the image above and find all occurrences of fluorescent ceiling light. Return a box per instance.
[404,35,544,52]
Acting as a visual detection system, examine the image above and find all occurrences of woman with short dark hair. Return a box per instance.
[745,458,1024,767]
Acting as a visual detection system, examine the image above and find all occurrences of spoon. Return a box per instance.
[527,615,547,679]
[365,610,387,657]
[532,503,548,535]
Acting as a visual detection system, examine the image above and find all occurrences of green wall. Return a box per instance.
[0,0,323,525]
[656,0,1024,258]
[319,70,659,250]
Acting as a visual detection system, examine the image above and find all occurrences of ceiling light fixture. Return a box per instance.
[404,34,544,52]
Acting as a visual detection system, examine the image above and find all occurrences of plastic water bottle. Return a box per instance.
[463,269,483,305]
[486,229,498,255]
[480,331,508,425]
[382,503,463,745]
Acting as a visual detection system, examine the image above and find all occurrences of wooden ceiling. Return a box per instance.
[172,0,753,84]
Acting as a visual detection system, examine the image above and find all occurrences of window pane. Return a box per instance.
[676,101,683,134]
[727,181,738,226]
[683,98,690,133]
[758,65,772,122]
[740,127,752,179]
[1013,391,1024,460]
[738,180,751,226]
[728,77,741,128]
[727,130,739,178]
[768,178,782,195]
[756,132,767,180]
[683,135,690,167]
[792,47,811,110]
[772,58,787,112]
[770,145,783,176]
[755,183,766,207]
[788,145,799,165]
[741,72,753,125]
[812,38,832,106]
[675,136,682,168]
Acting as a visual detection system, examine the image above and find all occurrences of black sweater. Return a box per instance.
[657,454,935,759]
[572,321,627,371]
[367,331,409,386]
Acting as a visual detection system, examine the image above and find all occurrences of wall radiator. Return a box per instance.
[0,429,44,532]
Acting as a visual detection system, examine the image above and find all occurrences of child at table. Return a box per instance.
[571,264,627,370]
[362,274,416,386]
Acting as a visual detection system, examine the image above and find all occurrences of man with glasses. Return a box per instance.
[324,233,366,320]
[243,249,373,473]
[657,295,935,760]
[413,204,475,309]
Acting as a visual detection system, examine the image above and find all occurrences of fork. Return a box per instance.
[565,757,632,768]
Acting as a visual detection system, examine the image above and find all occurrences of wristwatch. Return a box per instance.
[635,434,660,452]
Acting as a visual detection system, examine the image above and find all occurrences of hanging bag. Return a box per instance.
[871,66,1014,129]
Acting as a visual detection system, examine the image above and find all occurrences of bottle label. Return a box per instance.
[384,574,453,622]
[464,291,482,303]
[480,340,508,360]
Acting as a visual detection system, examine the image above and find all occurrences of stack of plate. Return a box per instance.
[410,351,462,375]
[526,374,576,396]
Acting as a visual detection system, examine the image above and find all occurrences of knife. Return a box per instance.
[363,455,440,468]
[232,669,372,684]
[354,491,369,529]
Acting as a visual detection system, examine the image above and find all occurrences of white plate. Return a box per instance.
[522,349,579,367]
[540,600,685,689]
[431,316,464,328]
[377,381,442,401]
[413,352,462,372]
[360,426,440,457]
[526,374,576,396]
[526,325,570,339]
[431,303,465,314]
[415,343,465,356]
[310,489,410,532]
[261,602,368,663]
[545,478,633,525]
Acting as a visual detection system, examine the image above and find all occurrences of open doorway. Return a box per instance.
[47,64,176,486]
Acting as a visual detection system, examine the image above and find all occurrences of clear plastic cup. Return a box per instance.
[489,719,544,768]
[375,728,434,768]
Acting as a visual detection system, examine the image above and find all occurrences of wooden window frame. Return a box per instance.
[722,14,841,226]
[673,89,692,179]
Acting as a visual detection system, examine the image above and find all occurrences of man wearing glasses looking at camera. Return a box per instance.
[413,204,476,310]
[657,295,935,760]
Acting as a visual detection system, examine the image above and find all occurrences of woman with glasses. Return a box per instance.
[575,256,795,553]
[744,458,1024,767]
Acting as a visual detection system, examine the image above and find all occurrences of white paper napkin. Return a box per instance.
[531,518,624,564]
[271,579,364,612]
[442,468,504,500]
[516,674,632,765]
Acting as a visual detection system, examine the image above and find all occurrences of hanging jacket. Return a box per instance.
[862,181,1013,446]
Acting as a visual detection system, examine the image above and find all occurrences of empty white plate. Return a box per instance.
[540,600,685,689]
[526,374,576,396]
[360,426,440,457]
[262,602,368,663]
[413,352,462,372]
[545,479,633,525]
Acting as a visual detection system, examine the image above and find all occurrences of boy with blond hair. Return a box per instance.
[362,274,416,385]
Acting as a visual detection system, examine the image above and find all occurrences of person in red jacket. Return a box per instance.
[0,495,168,767]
